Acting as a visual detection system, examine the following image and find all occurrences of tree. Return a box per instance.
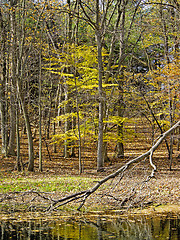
[0,8,8,155]
[44,43,100,173]
[0,0,178,175]
[0,0,47,171]
[131,0,180,169]
[77,0,132,170]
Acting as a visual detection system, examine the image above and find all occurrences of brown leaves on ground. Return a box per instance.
[0,126,179,213]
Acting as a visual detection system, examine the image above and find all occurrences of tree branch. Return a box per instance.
[0,122,179,212]
[49,120,180,211]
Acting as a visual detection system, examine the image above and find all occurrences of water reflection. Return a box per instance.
[0,215,179,240]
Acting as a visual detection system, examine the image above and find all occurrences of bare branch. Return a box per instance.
[142,2,180,13]
[0,122,179,212]
[49,120,180,210]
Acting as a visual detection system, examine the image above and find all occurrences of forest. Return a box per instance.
[0,0,179,213]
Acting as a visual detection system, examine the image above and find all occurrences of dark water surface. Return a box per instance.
[0,214,179,240]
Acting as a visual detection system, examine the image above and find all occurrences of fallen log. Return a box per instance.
[47,120,180,211]
[0,121,179,212]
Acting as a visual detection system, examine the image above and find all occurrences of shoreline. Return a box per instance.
[0,168,179,218]
[0,204,179,222]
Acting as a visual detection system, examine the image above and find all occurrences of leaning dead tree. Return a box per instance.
[0,121,179,212]
[47,120,180,211]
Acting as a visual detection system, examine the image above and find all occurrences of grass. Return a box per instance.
[0,174,100,194]
[0,173,104,213]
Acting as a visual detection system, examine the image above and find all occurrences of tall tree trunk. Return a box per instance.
[14,0,34,171]
[116,72,125,158]
[96,29,104,171]
[116,3,126,158]
[16,102,21,171]
[18,89,34,171]
[54,83,62,153]
[8,91,16,155]
[39,50,42,172]
[63,0,73,158]
[160,2,175,170]
[0,9,8,155]
[70,114,76,157]
[117,63,125,155]
[22,98,34,171]
[8,2,17,155]
[46,93,52,139]
[64,83,71,158]
[75,78,82,174]
[94,0,105,171]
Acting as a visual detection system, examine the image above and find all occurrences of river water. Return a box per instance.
[0,214,179,239]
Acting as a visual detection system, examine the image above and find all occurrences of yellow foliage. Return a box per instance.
[55,112,83,123]
[106,116,127,125]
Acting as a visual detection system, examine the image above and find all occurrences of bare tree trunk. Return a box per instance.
[75,78,82,174]
[168,81,174,171]
[8,91,16,155]
[96,32,104,171]
[17,0,34,171]
[67,0,73,42]
[46,93,52,139]
[96,0,104,171]
[39,49,42,172]
[16,101,21,171]
[160,2,178,170]
[8,2,17,155]
[53,79,63,153]
[116,4,126,158]
[70,114,76,158]
[116,76,125,158]
[57,84,63,127]
[77,0,126,169]
[64,83,71,158]
[18,89,34,171]
[0,9,8,155]
[103,142,109,163]
[160,0,170,64]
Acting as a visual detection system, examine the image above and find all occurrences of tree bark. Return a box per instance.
[0,9,8,155]
[96,0,104,171]
[16,0,34,171]
[16,102,21,171]
[116,3,126,158]
[8,2,17,155]
[75,77,82,174]
[39,49,42,172]
[18,88,34,171]
[64,83,71,158]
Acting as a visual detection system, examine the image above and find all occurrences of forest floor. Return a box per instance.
[0,136,179,216]
[0,120,180,216]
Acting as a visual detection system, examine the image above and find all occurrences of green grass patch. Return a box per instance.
[0,175,100,194]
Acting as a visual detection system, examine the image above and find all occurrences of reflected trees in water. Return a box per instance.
[0,215,179,240]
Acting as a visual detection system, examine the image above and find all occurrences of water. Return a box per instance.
[0,215,179,240]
